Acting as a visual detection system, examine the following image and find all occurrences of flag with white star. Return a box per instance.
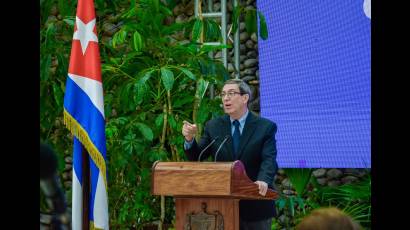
[63,0,109,229]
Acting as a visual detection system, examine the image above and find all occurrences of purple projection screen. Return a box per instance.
[257,1,371,168]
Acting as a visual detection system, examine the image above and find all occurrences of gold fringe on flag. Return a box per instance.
[63,109,107,189]
[90,221,104,230]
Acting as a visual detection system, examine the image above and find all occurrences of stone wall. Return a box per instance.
[276,168,369,194]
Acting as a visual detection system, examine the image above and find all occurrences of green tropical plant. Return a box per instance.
[275,168,313,227]
[232,4,268,40]
[316,174,371,229]
[284,168,312,197]
[270,218,280,230]
[41,0,228,228]
[100,1,229,228]
[274,168,370,229]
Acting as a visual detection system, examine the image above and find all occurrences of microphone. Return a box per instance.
[214,135,230,162]
[40,143,69,229]
[198,136,219,162]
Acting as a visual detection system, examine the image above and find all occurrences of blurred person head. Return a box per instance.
[296,207,362,230]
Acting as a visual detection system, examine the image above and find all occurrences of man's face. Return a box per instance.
[221,84,249,118]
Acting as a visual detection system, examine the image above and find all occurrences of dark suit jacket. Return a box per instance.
[184,112,278,221]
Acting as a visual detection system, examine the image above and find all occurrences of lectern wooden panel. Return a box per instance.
[175,198,239,230]
[151,160,278,229]
[152,162,233,196]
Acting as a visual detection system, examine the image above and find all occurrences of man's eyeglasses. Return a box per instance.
[220,91,242,98]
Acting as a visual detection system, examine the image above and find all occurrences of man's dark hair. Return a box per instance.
[223,79,252,104]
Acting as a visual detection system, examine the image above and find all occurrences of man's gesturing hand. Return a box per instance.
[182,120,197,142]
[255,181,268,196]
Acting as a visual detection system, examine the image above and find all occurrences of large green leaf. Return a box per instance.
[132,31,143,52]
[204,19,221,41]
[245,9,257,35]
[134,70,153,105]
[197,78,209,99]
[258,11,268,40]
[160,67,174,91]
[113,117,129,126]
[168,115,177,130]
[122,4,138,19]
[179,67,196,80]
[289,196,295,216]
[155,114,164,129]
[112,30,127,48]
[232,6,242,34]
[192,18,203,41]
[135,122,154,141]
[134,81,146,105]
[139,70,153,84]
[276,197,287,210]
[295,196,306,214]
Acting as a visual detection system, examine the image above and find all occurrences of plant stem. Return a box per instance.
[158,102,168,230]
[192,79,203,140]
[160,104,167,147]
[159,195,165,230]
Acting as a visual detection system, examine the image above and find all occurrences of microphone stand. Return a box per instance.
[197,137,219,162]
[214,135,230,162]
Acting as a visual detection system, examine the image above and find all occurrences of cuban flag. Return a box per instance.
[63,0,109,229]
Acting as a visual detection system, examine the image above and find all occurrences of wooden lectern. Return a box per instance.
[151,160,279,230]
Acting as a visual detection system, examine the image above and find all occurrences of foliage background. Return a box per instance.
[41,0,228,228]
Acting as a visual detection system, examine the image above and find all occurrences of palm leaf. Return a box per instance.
[284,168,312,196]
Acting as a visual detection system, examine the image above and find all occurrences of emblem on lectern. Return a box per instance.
[184,202,224,230]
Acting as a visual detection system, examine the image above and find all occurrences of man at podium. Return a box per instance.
[182,79,278,230]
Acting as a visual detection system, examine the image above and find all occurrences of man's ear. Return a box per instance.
[243,94,249,104]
